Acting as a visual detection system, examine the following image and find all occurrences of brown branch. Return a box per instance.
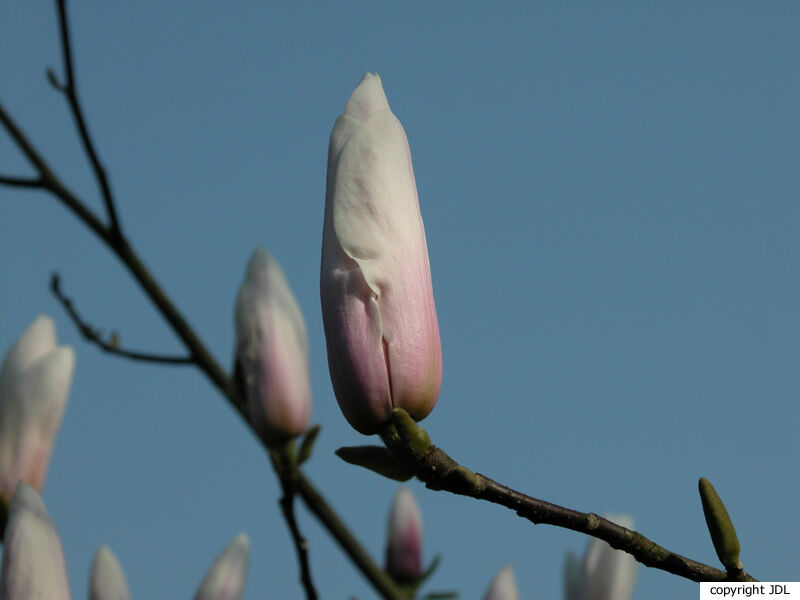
[51,273,193,365]
[270,448,318,600]
[54,0,121,236]
[295,473,405,600]
[379,410,757,584]
[0,99,236,400]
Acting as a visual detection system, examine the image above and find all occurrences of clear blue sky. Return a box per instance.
[1,3,798,598]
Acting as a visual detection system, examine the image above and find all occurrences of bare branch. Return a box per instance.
[0,98,235,398]
[54,0,122,236]
[379,411,757,584]
[270,448,319,600]
[295,473,406,600]
[51,273,193,365]
[0,101,60,186]
[0,175,44,188]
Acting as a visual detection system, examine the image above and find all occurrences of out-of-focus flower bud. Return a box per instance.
[89,545,130,600]
[193,533,250,600]
[563,514,637,600]
[321,72,442,435]
[235,248,311,447]
[385,486,423,582]
[0,482,71,599]
[0,315,75,501]
[483,565,519,600]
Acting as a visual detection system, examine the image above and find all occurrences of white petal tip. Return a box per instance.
[91,545,130,600]
[344,72,389,121]
[484,565,519,600]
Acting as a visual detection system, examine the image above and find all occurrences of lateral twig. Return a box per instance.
[54,0,121,236]
[51,273,193,365]
[0,175,43,188]
[0,98,234,399]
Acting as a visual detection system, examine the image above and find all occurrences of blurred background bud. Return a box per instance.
[0,482,71,599]
[483,564,519,600]
[385,486,423,582]
[0,315,75,501]
[193,533,250,600]
[563,514,637,600]
[90,545,130,600]
[235,248,311,447]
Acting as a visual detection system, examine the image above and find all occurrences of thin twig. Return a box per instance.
[54,0,122,236]
[271,449,319,600]
[0,99,235,399]
[0,102,61,186]
[0,175,43,188]
[51,273,193,365]
[296,473,406,600]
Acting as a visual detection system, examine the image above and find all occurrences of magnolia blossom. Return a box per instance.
[235,248,311,446]
[89,546,130,600]
[321,72,442,435]
[483,565,519,600]
[385,487,423,582]
[564,514,638,600]
[0,315,75,501]
[193,533,250,600]
[0,482,71,599]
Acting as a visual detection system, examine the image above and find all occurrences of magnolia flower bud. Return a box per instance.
[0,482,71,599]
[563,514,637,600]
[321,72,442,435]
[0,315,75,501]
[193,533,250,600]
[483,565,519,600]
[385,486,423,581]
[235,248,311,447]
[90,545,130,600]
[698,477,741,571]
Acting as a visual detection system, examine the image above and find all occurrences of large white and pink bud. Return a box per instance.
[563,514,638,600]
[235,248,311,447]
[483,565,519,600]
[0,315,75,501]
[193,533,250,600]
[321,72,442,435]
[0,482,71,599]
[89,545,130,600]
[385,486,423,582]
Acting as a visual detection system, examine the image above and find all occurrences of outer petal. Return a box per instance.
[321,73,442,434]
[385,487,423,581]
[89,546,130,600]
[0,316,57,378]
[235,248,311,446]
[483,565,519,600]
[0,317,75,499]
[0,482,71,599]
[193,533,250,600]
